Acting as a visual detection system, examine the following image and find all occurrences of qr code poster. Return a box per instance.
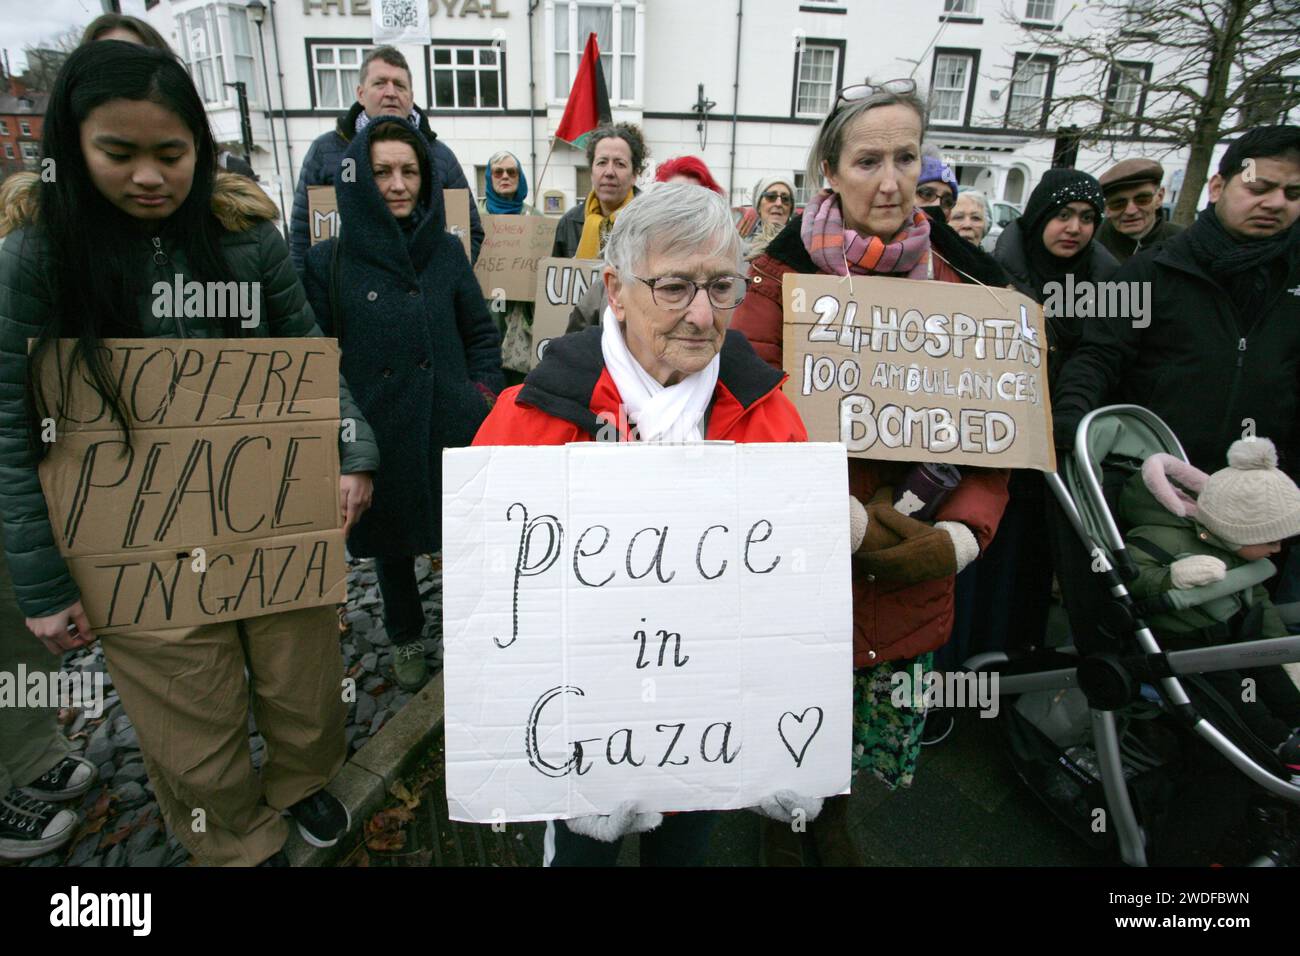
[372,0,429,44]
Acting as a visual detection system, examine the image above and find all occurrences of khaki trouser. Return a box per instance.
[101,605,346,867]
[0,548,70,796]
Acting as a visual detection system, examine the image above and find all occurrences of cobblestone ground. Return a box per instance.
[8,554,443,869]
[347,710,1106,868]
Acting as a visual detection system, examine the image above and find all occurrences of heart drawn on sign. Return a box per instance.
[778,706,824,768]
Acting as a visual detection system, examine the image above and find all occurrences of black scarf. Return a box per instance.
[1184,205,1298,328]
[1017,168,1107,300]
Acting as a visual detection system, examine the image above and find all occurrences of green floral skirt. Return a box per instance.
[851,652,933,790]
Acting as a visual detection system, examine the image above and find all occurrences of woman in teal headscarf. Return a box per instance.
[478,150,539,216]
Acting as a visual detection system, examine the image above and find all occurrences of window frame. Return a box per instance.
[1241,76,1300,126]
[19,120,32,136]
[1101,60,1151,135]
[929,48,980,127]
[790,37,846,120]
[19,141,39,163]
[3,143,14,159]
[304,39,373,113]
[175,3,263,110]
[943,0,977,13]
[0,120,8,136]
[427,41,508,112]
[548,0,644,107]
[1005,52,1057,130]
[1023,0,1057,23]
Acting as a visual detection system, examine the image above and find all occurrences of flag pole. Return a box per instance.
[537,136,559,195]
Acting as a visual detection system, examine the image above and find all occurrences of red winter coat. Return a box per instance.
[473,326,807,446]
[732,216,1010,668]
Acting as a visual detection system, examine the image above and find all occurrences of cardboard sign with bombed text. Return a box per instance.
[442,442,853,822]
[34,339,348,634]
[473,215,561,300]
[307,186,471,261]
[783,275,1056,471]
[529,257,603,368]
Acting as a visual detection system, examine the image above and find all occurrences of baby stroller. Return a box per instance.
[967,405,1300,866]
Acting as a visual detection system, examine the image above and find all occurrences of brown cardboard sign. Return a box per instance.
[445,188,471,261]
[35,339,347,633]
[529,257,604,368]
[308,185,339,245]
[474,215,561,300]
[307,186,471,261]
[782,274,1056,472]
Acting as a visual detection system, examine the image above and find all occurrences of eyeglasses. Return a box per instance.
[760,191,793,205]
[833,78,919,112]
[916,185,956,211]
[1104,190,1157,212]
[634,274,750,310]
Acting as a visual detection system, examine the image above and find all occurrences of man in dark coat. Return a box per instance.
[303,117,503,690]
[289,46,483,274]
[1096,158,1183,262]
[1052,125,1300,478]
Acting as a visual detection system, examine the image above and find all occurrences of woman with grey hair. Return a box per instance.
[473,184,810,865]
[478,150,539,216]
[733,79,1010,866]
[948,189,993,246]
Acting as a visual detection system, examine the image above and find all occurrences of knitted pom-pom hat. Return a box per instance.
[1196,438,1300,548]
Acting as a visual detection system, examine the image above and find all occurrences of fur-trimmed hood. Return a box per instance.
[0,169,279,237]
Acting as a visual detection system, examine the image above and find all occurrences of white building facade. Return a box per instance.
[138,0,1294,222]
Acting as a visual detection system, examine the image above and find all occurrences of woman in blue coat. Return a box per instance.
[304,117,503,690]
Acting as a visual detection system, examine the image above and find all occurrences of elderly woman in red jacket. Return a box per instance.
[732,79,1010,866]
[474,183,818,866]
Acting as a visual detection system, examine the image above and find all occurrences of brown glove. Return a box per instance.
[858,500,958,586]
[856,486,903,554]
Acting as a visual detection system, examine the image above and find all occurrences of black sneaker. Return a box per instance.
[0,789,79,861]
[288,790,350,848]
[22,755,98,802]
[920,709,955,747]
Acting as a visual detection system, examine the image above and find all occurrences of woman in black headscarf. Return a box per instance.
[944,170,1122,678]
[303,117,503,692]
[994,168,1120,385]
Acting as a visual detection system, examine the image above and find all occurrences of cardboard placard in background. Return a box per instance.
[529,257,603,368]
[444,188,471,261]
[783,275,1056,472]
[442,442,853,822]
[307,185,338,245]
[306,186,471,261]
[473,215,561,300]
[35,339,347,634]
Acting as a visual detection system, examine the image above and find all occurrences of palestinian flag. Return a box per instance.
[554,32,612,150]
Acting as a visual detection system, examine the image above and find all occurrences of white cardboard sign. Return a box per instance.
[442,442,853,823]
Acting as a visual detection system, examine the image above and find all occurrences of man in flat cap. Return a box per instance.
[1096,158,1183,261]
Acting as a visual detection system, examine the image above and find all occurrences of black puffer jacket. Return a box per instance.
[1052,224,1300,477]
[994,218,1120,387]
[0,173,380,618]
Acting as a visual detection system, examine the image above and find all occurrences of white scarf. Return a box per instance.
[599,305,720,442]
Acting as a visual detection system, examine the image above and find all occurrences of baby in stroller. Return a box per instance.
[1118,437,1300,774]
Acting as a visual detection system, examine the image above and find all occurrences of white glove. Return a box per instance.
[563,801,663,842]
[1170,554,1227,589]
[849,495,869,551]
[752,791,824,824]
[936,521,979,574]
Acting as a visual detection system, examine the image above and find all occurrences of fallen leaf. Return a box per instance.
[388,780,421,811]
[100,826,132,848]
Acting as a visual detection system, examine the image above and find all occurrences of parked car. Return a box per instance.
[983,200,1022,252]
